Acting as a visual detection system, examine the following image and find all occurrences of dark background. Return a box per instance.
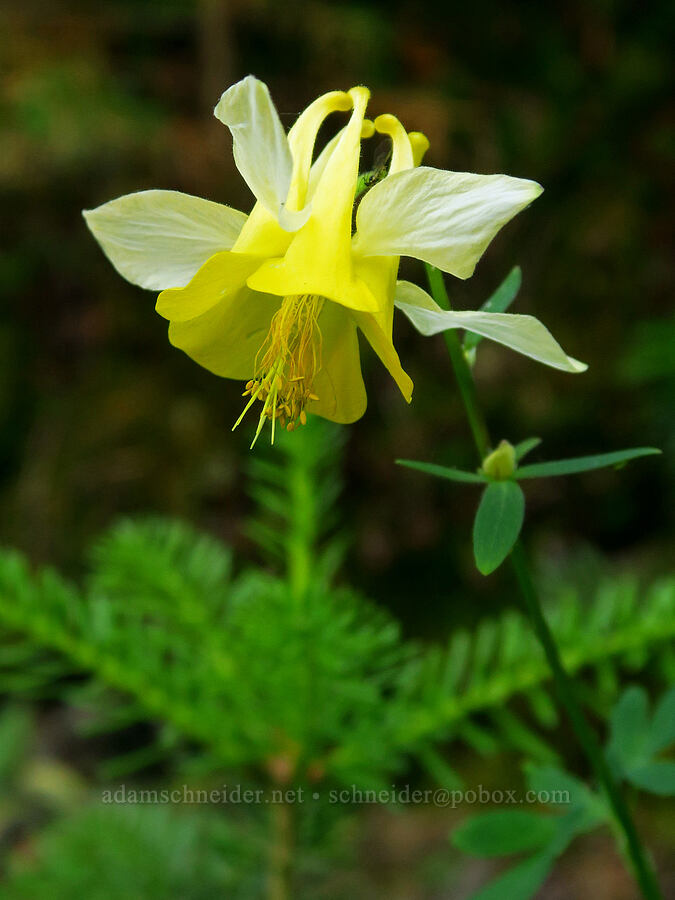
[1,0,673,633]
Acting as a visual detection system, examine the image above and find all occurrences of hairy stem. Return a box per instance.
[424,263,662,900]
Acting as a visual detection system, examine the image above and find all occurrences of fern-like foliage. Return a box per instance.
[3,803,258,900]
[0,415,673,791]
[389,576,675,769]
[0,520,673,789]
[246,417,347,586]
[0,518,415,787]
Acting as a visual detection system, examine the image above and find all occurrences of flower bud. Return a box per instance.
[482,440,516,480]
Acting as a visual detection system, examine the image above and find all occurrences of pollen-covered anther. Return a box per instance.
[232,294,324,447]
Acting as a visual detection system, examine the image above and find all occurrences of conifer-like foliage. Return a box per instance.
[0,420,673,786]
[0,420,673,895]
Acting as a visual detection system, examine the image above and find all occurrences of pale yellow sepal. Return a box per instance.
[394,280,587,373]
[214,76,293,220]
[83,190,247,291]
[354,168,544,279]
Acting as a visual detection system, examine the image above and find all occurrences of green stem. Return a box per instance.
[424,263,662,900]
[286,446,313,605]
[510,543,662,899]
[424,264,491,457]
[267,799,294,900]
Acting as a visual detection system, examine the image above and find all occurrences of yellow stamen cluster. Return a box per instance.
[233,294,324,447]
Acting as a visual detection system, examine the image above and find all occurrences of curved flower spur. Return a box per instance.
[84,76,585,447]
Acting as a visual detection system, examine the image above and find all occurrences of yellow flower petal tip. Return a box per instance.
[332,93,354,112]
[408,132,430,166]
[348,86,370,106]
[373,113,399,134]
[361,119,375,139]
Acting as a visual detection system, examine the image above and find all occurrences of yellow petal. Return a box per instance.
[373,114,414,174]
[352,309,413,402]
[232,201,294,259]
[233,91,353,254]
[305,119,373,198]
[348,113,415,334]
[156,251,263,322]
[307,302,367,423]
[408,132,430,167]
[168,286,280,380]
[285,90,352,213]
[353,254,397,336]
[247,87,380,314]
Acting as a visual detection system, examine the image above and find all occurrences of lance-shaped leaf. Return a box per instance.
[473,481,525,575]
[513,437,542,462]
[464,266,522,354]
[396,460,488,484]
[395,281,586,373]
[452,810,556,857]
[516,447,661,480]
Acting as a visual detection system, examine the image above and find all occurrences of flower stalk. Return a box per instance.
[424,262,662,900]
[268,799,294,900]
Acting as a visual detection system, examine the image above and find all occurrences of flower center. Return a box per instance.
[233,294,324,447]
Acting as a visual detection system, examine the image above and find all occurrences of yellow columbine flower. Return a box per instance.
[84,76,584,446]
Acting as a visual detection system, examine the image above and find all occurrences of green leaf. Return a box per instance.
[452,810,555,857]
[607,686,651,772]
[648,684,675,754]
[524,764,599,812]
[458,721,500,755]
[626,761,675,796]
[464,807,602,900]
[396,459,487,484]
[527,687,559,729]
[516,448,661,480]
[464,267,522,353]
[513,437,542,462]
[473,482,525,575]
[418,745,464,791]
[491,708,559,763]
[468,850,555,900]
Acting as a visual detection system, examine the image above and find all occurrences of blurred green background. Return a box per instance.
[1,0,673,627]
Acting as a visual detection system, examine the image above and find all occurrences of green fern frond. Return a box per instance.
[3,803,259,900]
[246,417,347,585]
[0,517,672,788]
[396,575,675,756]
[0,534,412,785]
